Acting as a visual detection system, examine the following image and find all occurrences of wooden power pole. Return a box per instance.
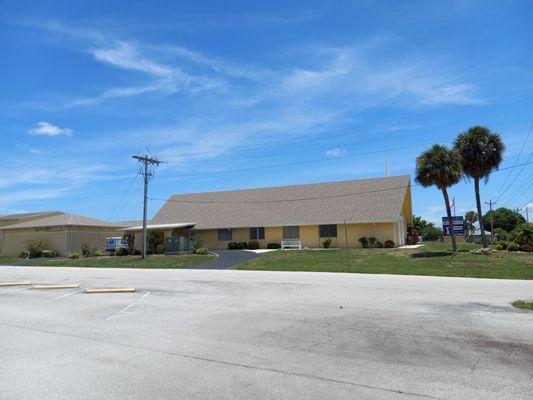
[132,154,163,259]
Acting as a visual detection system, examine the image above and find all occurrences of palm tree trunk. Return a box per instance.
[474,177,488,248]
[442,188,457,253]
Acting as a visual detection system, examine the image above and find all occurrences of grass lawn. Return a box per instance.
[0,257,21,264]
[39,254,215,269]
[233,243,533,280]
[512,300,533,310]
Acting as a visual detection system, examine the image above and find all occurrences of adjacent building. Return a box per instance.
[125,175,413,250]
[0,212,130,257]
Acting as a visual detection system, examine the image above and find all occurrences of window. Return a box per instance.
[218,228,233,241]
[283,226,300,239]
[249,227,265,240]
[319,224,337,238]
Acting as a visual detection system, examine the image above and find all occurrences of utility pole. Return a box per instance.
[133,153,163,259]
[485,200,496,244]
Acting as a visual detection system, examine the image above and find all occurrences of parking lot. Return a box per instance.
[1,266,532,400]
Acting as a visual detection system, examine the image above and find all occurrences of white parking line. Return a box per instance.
[106,291,151,321]
[43,288,85,304]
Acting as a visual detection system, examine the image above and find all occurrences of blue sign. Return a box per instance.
[442,216,464,236]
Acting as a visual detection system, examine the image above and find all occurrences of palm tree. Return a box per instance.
[415,145,462,252]
[454,126,505,248]
[464,210,478,236]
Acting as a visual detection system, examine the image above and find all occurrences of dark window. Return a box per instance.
[218,229,233,241]
[283,226,300,239]
[249,227,265,240]
[319,224,337,238]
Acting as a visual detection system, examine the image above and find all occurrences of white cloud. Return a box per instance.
[326,148,347,157]
[29,148,42,155]
[28,121,72,136]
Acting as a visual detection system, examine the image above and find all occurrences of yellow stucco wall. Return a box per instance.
[0,226,125,257]
[192,222,399,250]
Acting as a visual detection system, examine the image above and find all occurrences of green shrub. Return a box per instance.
[322,238,332,248]
[376,241,384,248]
[155,244,165,254]
[93,250,104,257]
[368,237,377,247]
[358,237,369,248]
[384,240,395,248]
[24,239,43,258]
[81,243,96,257]
[41,250,57,258]
[115,247,128,256]
[19,251,30,259]
[190,233,205,250]
[228,242,247,250]
[267,243,281,249]
[194,247,209,255]
[507,243,518,251]
[148,231,164,254]
[495,240,508,250]
[68,252,80,259]
[247,240,260,250]
[495,244,503,251]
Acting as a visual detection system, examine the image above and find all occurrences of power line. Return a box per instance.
[149,160,533,205]
[105,173,140,222]
[150,182,420,205]
[157,142,427,180]
[493,124,533,202]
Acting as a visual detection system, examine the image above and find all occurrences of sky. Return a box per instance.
[1,0,532,225]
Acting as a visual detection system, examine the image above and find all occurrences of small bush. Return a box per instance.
[81,243,94,257]
[41,250,57,258]
[155,244,165,254]
[247,240,260,250]
[24,239,43,258]
[68,252,80,259]
[93,250,104,257]
[507,242,519,251]
[495,244,503,251]
[322,238,332,248]
[496,240,508,250]
[194,247,209,255]
[267,243,281,249]
[519,243,532,252]
[376,241,384,248]
[358,237,369,248]
[228,242,247,250]
[384,240,395,248]
[368,237,377,247]
[19,251,30,259]
[115,247,128,256]
[133,249,142,255]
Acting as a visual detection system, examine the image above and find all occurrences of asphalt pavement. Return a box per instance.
[0,266,532,400]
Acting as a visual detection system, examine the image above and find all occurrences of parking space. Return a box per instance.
[1,266,532,400]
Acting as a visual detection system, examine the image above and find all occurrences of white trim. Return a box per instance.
[122,222,196,232]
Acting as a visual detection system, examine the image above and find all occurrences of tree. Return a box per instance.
[464,210,478,235]
[415,145,462,252]
[412,215,429,233]
[482,207,526,233]
[512,223,533,252]
[454,126,505,248]
[421,223,443,242]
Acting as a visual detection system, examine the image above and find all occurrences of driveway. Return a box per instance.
[193,249,259,269]
[0,267,532,399]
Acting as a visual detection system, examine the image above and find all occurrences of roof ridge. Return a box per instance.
[170,175,410,198]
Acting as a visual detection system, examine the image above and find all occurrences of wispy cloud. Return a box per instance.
[28,121,72,136]
[326,148,347,157]
[29,148,42,155]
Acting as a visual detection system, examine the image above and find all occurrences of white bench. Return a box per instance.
[281,240,302,250]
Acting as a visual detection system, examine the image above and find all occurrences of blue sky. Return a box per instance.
[1,0,532,225]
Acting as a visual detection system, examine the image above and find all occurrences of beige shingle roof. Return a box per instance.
[0,211,63,221]
[1,213,125,230]
[152,175,410,229]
